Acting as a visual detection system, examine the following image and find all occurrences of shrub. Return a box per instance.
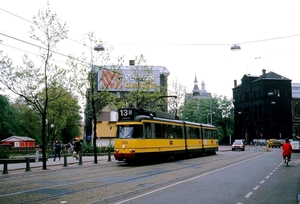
[0,146,10,159]
[81,143,100,154]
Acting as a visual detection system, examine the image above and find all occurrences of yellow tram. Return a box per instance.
[114,108,218,163]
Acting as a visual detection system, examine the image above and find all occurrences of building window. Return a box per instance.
[294,104,300,117]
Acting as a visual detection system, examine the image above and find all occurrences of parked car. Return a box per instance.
[232,141,245,151]
[291,140,300,152]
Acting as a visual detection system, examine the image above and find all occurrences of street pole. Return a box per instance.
[91,44,105,164]
[210,94,212,125]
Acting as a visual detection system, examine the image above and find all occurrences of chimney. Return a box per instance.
[129,60,135,66]
[262,69,266,76]
[234,79,237,87]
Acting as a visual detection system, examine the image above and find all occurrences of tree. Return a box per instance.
[13,97,41,142]
[118,54,166,110]
[67,32,123,164]
[46,86,81,144]
[0,95,23,140]
[0,5,72,169]
[179,94,234,144]
[212,95,234,144]
[166,77,187,117]
[12,87,81,147]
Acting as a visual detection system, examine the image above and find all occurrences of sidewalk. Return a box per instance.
[0,155,112,173]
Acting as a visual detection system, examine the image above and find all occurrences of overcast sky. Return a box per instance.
[1,0,300,98]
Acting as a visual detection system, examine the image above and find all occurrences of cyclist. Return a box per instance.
[282,138,293,163]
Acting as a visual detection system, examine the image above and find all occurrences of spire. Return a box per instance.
[194,75,198,84]
[192,75,200,96]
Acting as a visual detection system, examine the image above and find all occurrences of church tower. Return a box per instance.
[192,75,201,97]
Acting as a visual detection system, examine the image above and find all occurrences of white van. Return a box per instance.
[291,140,300,152]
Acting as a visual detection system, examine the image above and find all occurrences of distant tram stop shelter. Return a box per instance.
[1,136,36,150]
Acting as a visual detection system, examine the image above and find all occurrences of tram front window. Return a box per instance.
[118,125,142,138]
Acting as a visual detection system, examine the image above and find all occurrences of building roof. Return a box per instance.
[253,70,291,82]
[1,136,35,142]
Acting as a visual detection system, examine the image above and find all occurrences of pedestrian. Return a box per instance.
[73,139,81,160]
[53,139,62,161]
[68,142,74,155]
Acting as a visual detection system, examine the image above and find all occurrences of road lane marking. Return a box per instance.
[253,186,260,190]
[266,175,270,179]
[110,154,264,204]
[260,180,265,184]
[245,192,253,198]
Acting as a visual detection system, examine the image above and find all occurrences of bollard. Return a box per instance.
[2,160,8,174]
[107,151,111,162]
[63,155,68,167]
[25,157,31,172]
[78,153,82,165]
[35,149,39,163]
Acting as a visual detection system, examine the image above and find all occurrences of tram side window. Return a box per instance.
[203,129,213,139]
[162,124,172,138]
[145,123,152,138]
[203,129,207,139]
[187,127,198,139]
[213,130,217,139]
[132,125,142,138]
[154,123,163,138]
[170,125,181,139]
[174,126,183,138]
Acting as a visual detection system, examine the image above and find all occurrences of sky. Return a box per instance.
[1,0,300,99]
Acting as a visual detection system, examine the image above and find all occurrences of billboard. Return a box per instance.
[97,66,163,92]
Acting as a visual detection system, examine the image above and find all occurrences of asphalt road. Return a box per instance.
[0,146,298,204]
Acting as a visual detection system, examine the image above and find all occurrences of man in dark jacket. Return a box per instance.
[53,139,61,161]
[73,139,81,160]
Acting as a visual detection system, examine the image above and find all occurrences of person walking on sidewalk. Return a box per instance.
[73,139,81,160]
[53,139,62,161]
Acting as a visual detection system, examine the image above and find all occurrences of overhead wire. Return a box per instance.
[2,6,300,64]
[0,7,86,48]
[235,33,300,45]
[0,7,122,62]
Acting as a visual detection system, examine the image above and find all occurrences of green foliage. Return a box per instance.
[0,146,10,159]
[0,95,25,141]
[13,97,41,143]
[180,94,234,144]
[80,143,114,154]
[118,55,167,110]
[81,143,100,154]
[46,86,82,143]
[0,4,73,168]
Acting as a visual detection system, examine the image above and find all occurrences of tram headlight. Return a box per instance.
[122,144,126,149]
[114,149,119,153]
[130,149,135,153]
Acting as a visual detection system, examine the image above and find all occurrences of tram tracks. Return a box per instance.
[0,150,265,204]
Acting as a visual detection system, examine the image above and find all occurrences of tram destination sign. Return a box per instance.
[118,109,134,121]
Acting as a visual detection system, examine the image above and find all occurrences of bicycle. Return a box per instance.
[284,155,291,166]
